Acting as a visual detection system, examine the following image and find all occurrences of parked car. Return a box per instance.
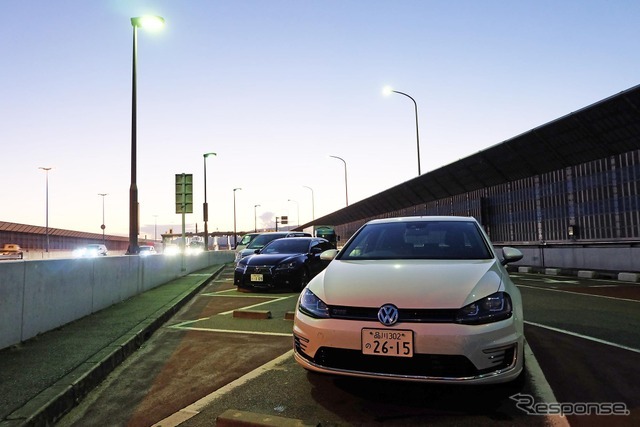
[138,245,157,256]
[235,232,261,251]
[73,244,108,257]
[234,237,333,292]
[0,243,23,260]
[293,216,525,384]
[234,231,311,264]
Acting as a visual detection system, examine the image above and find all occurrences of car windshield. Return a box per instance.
[261,239,310,254]
[246,233,287,249]
[338,220,492,260]
[239,234,257,245]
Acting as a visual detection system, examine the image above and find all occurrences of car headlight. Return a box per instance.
[455,292,512,325]
[298,288,330,319]
[275,261,297,270]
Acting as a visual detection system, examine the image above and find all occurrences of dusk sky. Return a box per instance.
[2,0,639,239]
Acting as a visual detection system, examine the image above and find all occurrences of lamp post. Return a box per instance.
[329,155,349,206]
[98,193,107,245]
[303,185,315,221]
[129,15,165,255]
[254,204,260,232]
[233,188,242,248]
[383,86,421,175]
[203,152,216,251]
[38,167,52,252]
[153,214,158,241]
[288,199,299,228]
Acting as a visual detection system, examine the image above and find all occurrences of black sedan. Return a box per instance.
[234,237,334,292]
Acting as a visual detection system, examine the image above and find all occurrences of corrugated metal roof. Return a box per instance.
[300,84,640,228]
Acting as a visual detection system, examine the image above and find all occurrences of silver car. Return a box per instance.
[293,216,524,384]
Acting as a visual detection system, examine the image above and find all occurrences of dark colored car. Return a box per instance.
[234,237,333,292]
[234,231,311,263]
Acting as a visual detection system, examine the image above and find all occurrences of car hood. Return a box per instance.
[243,253,301,266]
[309,259,505,309]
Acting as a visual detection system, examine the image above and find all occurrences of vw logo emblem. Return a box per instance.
[377,304,399,326]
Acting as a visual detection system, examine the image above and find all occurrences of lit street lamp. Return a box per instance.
[98,193,108,245]
[38,167,52,252]
[288,199,299,228]
[203,152,216,251]
[233,188,242,248]
[128,15,165,255]
[329,155,349,206]
[254,204,260,232]
[383,86,421,176]
[303,185,315,221]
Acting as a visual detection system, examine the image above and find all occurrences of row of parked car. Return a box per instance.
[233,216,527,386]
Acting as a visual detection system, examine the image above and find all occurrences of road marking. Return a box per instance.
[525,321,640,354]
[517,284,640,303]
[219,295,297,315]
[150,350,294,427]
[167,325,292,337]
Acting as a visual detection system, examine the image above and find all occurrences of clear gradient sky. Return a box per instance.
[2,0,639,239]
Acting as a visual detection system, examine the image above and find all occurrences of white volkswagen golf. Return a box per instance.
[293,216,525,384]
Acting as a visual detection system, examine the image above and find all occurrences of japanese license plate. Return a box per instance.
[250,274,263,282]
[362,328,413,357]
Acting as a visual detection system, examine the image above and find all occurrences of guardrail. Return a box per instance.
[0,251,234,350]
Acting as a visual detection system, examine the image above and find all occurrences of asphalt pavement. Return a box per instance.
[0,264,226,427]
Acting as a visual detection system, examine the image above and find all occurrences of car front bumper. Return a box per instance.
[293,311,524,384]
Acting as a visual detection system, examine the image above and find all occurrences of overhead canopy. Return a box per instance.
[302,84,640,228]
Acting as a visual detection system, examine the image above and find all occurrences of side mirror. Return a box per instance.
[501,247,523,265]
[320,249,339,261]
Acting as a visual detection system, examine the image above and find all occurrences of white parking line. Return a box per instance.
[525,321,640,354]
[167,325,292,337]
[517,284,640,303]
[219,295,297,316]
[151,350,294,427]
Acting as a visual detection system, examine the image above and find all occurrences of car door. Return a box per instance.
[307,240,332,276]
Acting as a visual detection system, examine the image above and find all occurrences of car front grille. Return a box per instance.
[295,342,517,379]
[329,306,458,323]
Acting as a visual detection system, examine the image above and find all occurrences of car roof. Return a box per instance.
[365,216,478,225]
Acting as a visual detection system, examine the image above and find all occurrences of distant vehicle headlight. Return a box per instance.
[455,292,512,325]
[298,288,330,319]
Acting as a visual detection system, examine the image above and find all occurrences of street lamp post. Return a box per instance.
[98,193,108,245]
[203,152,216,251]
[153,214,158,241]
[254,204,260,232]
[233,188,242,248]
[303,185,315,221]
[288,199,299,228]
[38,167,52,252]
[383,86,421,175]
[329,155,349,206]
[129,15,165,255]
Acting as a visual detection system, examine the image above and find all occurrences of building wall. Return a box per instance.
[334,150,640,272]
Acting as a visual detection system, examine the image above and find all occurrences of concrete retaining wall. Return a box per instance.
[0,251,234,351]
[495,245,640,273]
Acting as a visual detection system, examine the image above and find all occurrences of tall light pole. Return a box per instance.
[203,152,216,251]
[38,167,52,252]
[303,185,315,221]
[233,188,242,248]
[383,86,421,176]
[288,199,299,228]
[329,155,349,206]
[129,15,165,255]
[254,204,260,232]
[153,214,158,242]
[98,193,108,245]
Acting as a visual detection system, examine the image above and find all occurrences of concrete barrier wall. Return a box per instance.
[495,245,640,273]
[0,251,234,351]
